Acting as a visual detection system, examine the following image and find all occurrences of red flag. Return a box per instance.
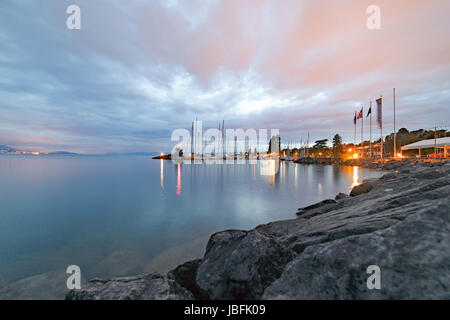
[356,108,363,120]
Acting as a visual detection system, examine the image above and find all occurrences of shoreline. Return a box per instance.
[67,159,450,300]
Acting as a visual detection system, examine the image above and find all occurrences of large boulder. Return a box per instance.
[350,180,375,197]
[66,273,194,300]
[296,199,340,218]
[263,200,450,300]
[167,259,203,299]
[195,230,296,300]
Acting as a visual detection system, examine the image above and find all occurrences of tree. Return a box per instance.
[398,128,409,135]
[332,134,343,158]
[312,139,328,156]
[313,139,328,149]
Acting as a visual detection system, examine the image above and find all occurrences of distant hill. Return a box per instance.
[103,152,154,156]
[0,145,77,155]
[0,145,17,152]
[48,151,78,155]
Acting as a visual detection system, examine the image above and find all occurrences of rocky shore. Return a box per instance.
[67,160,450,300]
[292,156,430,171]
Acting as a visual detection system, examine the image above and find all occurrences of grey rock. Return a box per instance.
[167,259,203,299]
[296,199,339,218]
[263,200,450,300]
[195,230,296,300]
[350,180,375,197]
[298,199,337,212]
[335,193,349,200]
[66,273,194,300]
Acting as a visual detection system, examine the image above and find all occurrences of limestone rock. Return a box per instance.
[263,200,450,300]
[167,259,203,299]
[195,230,296,300]
[350,181,375,197]
[66,273,194,300]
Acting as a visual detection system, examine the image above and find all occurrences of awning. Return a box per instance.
[401,137,450,150]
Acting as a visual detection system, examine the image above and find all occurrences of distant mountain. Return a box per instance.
[0,145,17,152]
[48,151,78,155]
[103,152,154,156]
[1,144,156,156]
[0,145,77,155]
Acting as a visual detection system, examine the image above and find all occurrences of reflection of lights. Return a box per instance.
[260,160,279,184]
[318,183,323,199]
[176,163,181,195]
[160,159,164,190]
[294,164,298,187]
[351,166,360,189]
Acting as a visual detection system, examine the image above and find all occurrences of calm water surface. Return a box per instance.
[0,155,381,289]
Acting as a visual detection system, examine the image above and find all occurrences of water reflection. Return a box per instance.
[160,159,164,190]
[294,164,298,189]
[176,163,181,195]
[0,156,382,289]
[351,166,360,189]
[261,160,280,185]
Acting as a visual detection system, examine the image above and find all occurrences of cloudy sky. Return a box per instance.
[0,0,449,153]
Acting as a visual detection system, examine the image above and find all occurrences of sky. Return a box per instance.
[0,0,449,153]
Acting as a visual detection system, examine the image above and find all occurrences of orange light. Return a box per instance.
[353,154,359,159]
[348,148,353,152]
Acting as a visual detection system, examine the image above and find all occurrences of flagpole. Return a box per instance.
[361,107,364,158]
[393,88,396,158]
[354,112,356,157]
[369,101,372,158]
[380,96,383,159]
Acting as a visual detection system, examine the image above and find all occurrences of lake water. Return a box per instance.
[0,155,381,296]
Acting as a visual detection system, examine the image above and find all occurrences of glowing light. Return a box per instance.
[353,154,359,159]
[160,159,164,190]
[351,166,360,189]
[176,163,181,195]
[397,153,402,158]
[348,148,353,152]
[260,160,279,184]
[294,164,298,188]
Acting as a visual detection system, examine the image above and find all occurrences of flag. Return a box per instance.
[356,108,363,120]
[353,111,356,125]
[366,106,372,117]
[376,98,382,129]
